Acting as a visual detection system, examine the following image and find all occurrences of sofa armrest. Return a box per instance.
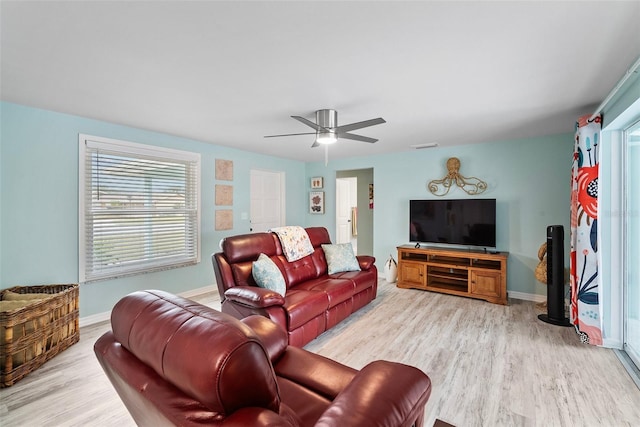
[315,361,431,427]
[274,346,357,400]
[356,255,375,271]
[225,286,286,308]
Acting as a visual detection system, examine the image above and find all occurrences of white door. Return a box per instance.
[336,178,351,244]
[250,169,285,232]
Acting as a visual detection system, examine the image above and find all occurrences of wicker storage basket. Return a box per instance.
[0,284,79,387]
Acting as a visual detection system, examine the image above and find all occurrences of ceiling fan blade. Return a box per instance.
[311,141,320,148]
[292,115,328,132]
[339,133,378,143]
[335,117,386,133]
[264,132,316,138]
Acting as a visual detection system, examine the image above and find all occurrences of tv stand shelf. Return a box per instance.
[396,245,508,305]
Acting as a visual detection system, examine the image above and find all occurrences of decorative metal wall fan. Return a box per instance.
[264,109,386,147]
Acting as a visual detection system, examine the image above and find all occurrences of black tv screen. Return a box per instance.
[409,199,496,248]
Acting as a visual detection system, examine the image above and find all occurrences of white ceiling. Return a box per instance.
[2,1,639,162]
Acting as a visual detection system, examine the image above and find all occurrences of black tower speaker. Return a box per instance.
[538,225,572,326]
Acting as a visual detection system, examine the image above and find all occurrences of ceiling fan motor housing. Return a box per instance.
[316,109,337,130]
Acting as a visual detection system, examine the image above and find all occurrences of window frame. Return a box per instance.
[78,134,201,283]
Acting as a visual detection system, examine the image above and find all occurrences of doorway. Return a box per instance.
[336,177,357,251]
[250,169,285,232]
[336,168,373,256]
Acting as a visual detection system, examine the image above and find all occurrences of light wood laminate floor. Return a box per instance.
[1,282,639,426]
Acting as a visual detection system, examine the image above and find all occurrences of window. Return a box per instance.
[79,134,200,283]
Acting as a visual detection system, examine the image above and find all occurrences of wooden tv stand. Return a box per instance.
[396,245,508,305]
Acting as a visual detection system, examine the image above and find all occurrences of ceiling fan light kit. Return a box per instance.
[316,132,338,144]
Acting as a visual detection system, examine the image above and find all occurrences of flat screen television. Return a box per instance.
[409,198,496,248]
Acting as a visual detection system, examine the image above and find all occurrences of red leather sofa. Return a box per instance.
[212,227,378,347]
[94,290,432,426]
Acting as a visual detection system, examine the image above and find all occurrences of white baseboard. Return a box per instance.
[79,311,111,328]
[508,291,546,303]
[178,285,217,299]
[79,285,218,328]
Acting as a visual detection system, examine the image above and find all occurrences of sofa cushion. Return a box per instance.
[330,268,377,294]
[283,289,329,330]
[306,227,333,247]
[295,277,355,308]
[223,232,278,263]
[321,244,361,274]
[110,290,281,415]
[231,262,258,287]
[253,254,286,296]
[278,254,319,288]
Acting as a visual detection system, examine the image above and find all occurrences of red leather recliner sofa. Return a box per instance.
[212,227,378,347]
[94,290,432,426]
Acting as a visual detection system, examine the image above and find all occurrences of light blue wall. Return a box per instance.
[0,101,575,317]
[306,134,574,297]
[0,102,306,317]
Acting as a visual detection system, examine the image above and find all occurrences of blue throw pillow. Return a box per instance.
[252,253,286,296]
[321,243,361,274]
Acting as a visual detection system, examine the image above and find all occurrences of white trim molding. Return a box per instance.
[79,285,217,327]
[507,291,546,303]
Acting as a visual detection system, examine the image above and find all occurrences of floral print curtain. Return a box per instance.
[570,114,602,345]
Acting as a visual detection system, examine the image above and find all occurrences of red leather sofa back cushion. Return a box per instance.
[222,232,278,263]
[110,290,281,416]
[219,227,336,290]
[221,232,276,287]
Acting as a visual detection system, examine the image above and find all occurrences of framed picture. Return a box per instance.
[311,176,324,189]
[309,191,325,214]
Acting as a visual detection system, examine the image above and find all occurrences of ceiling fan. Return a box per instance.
[265,109,386,147]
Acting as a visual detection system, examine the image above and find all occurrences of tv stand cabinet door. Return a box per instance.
[398,261,426,289]
[469,269,505,304]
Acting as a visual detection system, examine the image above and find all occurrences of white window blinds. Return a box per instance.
[79,135,200,283]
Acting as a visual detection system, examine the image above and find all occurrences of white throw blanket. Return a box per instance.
[270,226,314,262]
